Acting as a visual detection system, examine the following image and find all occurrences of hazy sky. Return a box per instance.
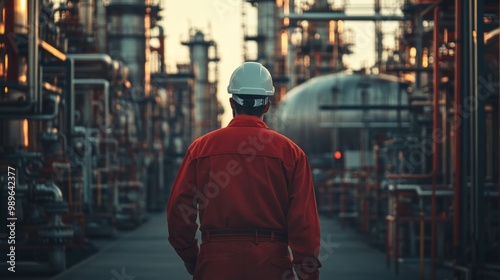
[163,0,399,127]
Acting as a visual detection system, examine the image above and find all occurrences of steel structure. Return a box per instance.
[273,1,500,280]
[0,0,221,274]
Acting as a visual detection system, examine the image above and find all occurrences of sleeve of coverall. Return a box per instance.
[167,150,199,263]
[287,153,321,280]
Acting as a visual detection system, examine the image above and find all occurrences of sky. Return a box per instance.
[162,0,400,127]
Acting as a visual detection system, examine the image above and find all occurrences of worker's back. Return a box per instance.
[190,115,300,232]
[167,62,320,280]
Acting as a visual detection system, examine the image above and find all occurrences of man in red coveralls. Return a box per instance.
[167,62,321,280]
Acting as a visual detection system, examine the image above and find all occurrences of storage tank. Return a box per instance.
[276,72,411,166]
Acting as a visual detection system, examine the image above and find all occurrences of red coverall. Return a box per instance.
[167,115,321,280]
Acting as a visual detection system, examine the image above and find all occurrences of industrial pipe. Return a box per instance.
[35,182,63,202]
[0,101,37,113]
[430,7,440,280]
[28,0,40,105]
[73,79,111,134]
[283,13,406,21]
[0,95,60,120]
[65,54,114,139]
[453,0,462,262]
[498,0,500,264]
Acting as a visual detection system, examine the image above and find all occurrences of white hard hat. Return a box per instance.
[227,62,275,97]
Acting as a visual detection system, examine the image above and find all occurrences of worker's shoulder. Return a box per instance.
[188,126,305,157]
[188,127,225,149]
[267,129,304,152]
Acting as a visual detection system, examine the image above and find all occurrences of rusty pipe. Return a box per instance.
[453,0,462,260]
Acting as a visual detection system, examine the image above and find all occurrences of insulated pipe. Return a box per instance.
[453,0,462,261]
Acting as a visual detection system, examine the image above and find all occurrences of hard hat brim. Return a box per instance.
[227,86,275,96]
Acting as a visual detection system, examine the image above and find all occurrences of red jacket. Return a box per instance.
[167,115,321,279]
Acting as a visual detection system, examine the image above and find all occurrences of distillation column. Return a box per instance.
[256,0,278,72]
[182,31,214,138]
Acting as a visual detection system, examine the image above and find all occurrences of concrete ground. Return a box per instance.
[4,213,454,280]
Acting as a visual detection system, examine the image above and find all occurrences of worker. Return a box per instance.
[167,62,321,280]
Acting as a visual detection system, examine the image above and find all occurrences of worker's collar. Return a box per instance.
[227,115,269,129]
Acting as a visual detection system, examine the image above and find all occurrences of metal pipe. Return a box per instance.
[470,0,486,276]
[66,54,113,65]
[283,13,406,21]
[453,0,462,262]
[419,211,425,280]
[4,0,17,82]
[35,182,63,202]
[498,0,500,264]
[79,0,93,35]
[0,101,37,113]
[157,26,165,72]
[28,0,39,104]
[320,105,411,110]
[430,7,441,280]
[73,79,110,135]
[0,95,60,120]
[66,54,113,136]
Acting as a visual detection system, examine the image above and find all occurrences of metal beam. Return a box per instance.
[319,105,410,110]
[282,13,406,21]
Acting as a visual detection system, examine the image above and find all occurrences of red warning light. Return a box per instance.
[334,151,342,160]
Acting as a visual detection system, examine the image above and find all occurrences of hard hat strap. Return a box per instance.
[232,95,269,107]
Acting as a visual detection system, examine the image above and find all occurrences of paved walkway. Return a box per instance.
[8,213,451,280]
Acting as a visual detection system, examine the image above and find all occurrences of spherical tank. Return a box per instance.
[276,72,410,156]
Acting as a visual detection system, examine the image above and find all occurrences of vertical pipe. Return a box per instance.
[431,6,441,280]
[258,1,276,70]
[459,0,470,267]
[97,171,101,208]
[453,0,462,262]
[498,0,500,264]
[287,25,296,89]
[386,217,391,269]
[419,211,425,280]
[415,13,423,89]
[395,186,399,275]
[472,0,486,275]
[5,0,19,83]
[158,26,165,73]
[28,0,39,103]
[66,58,74,146]
[80,0,93,35]
[68,170,73,212]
